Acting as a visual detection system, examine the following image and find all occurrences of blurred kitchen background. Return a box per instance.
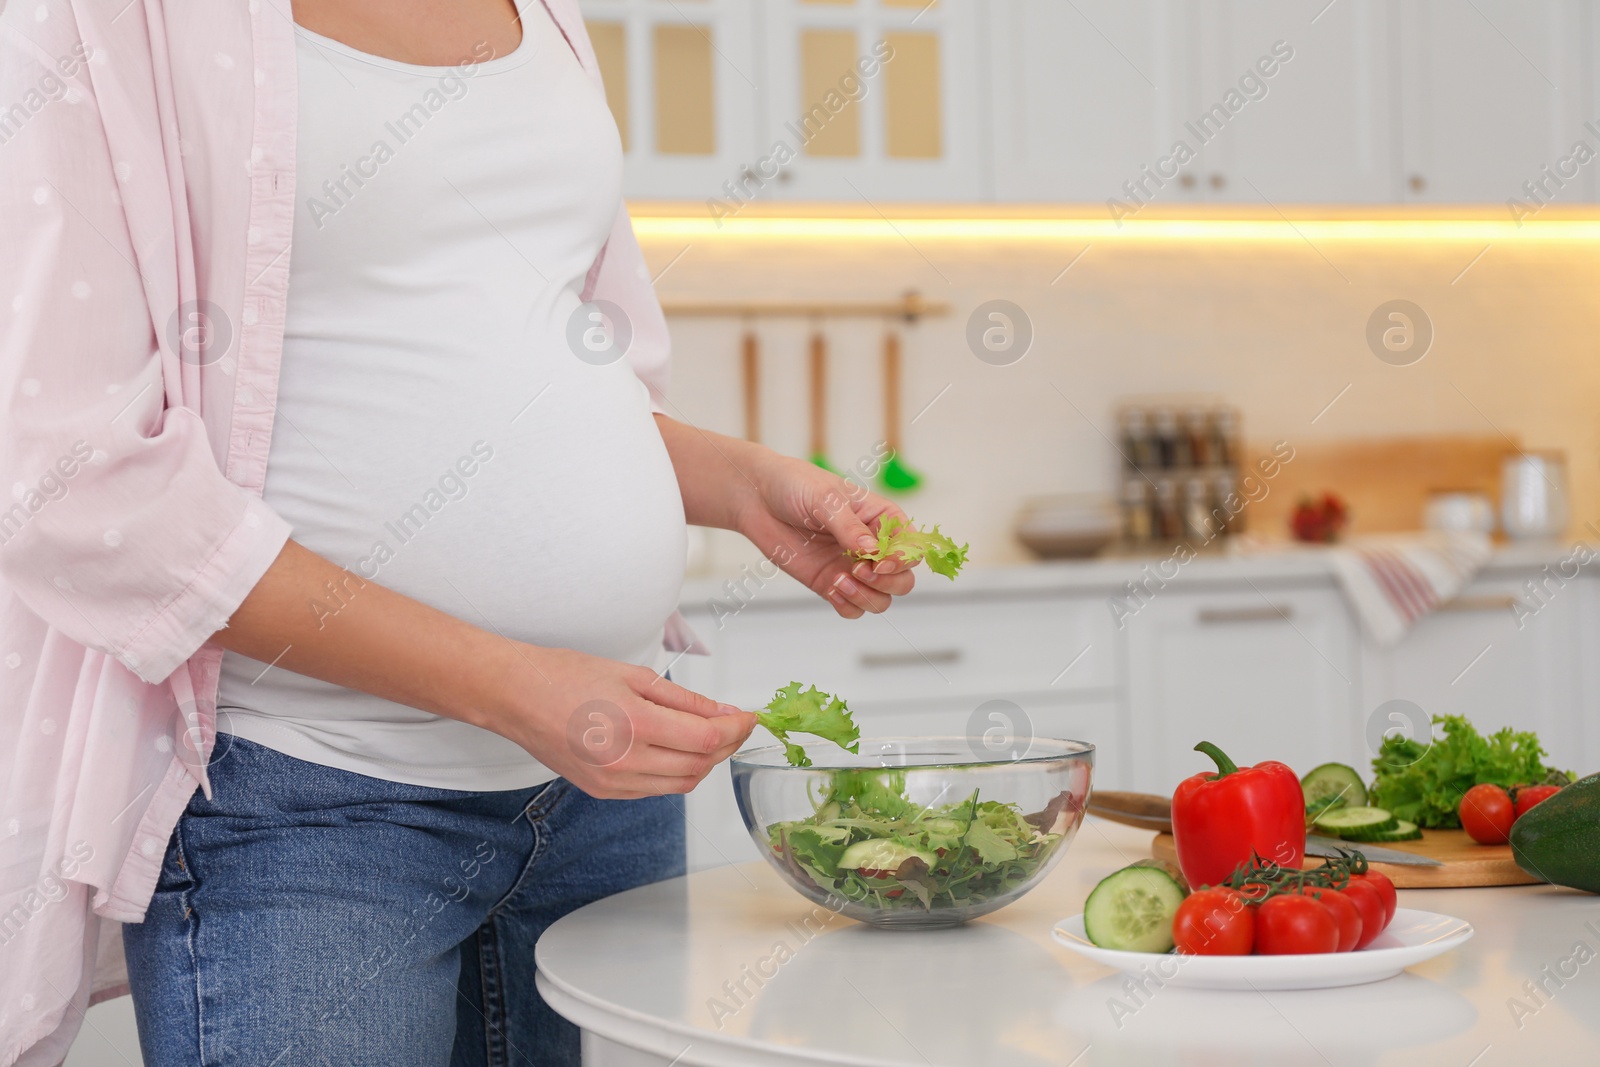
[584,0,1600,566]
[562,0,1600,871]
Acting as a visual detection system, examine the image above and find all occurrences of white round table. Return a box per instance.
[535,817,1597,1065]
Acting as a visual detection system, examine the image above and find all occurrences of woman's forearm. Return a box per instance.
[209,539,516,730]
[653,413,765,532]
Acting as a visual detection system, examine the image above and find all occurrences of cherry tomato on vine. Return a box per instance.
[1514,784,1561,819]
[1339,879,1387,949]
[1298,887,1362,952]
[1255,894,1338,955]
[1459,783,1515,845]
[1350,870,1397,927]
[1172,888,1254,956]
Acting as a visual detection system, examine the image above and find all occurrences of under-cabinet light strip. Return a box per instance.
[630,216,1600,242]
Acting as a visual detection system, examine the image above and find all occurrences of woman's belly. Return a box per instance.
[216,285,686,789]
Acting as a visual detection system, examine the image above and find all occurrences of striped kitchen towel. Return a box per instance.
[1326,531,1494,646]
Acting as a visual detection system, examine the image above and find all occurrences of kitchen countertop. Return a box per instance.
[536,817,1600,1066]
[680,538,1595,608]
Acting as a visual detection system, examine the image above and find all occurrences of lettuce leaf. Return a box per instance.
[963,820,1020,864]
[826,769,915,819]
[1368,714,1564,828]
[757,682,861,768]
[858,516,969,579]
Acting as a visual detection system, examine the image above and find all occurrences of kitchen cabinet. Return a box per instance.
[991,0,1398,206]
[756,0,989,201]
[1121,583,1362,792]
[580,0,987,204]
[1191,0,1398,203]
[589,0,1600,206]
[987,0,1191,203]
[1396,1,1592,204]
[577,0,761,200]
[1362,577,1591,769]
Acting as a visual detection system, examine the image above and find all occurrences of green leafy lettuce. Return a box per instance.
[857,516,969,580]
[1368,714,1568,828]
[765,774,1070,913]
[756,682,861,767]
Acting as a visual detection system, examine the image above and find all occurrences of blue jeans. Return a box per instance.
[123,736,685,1067]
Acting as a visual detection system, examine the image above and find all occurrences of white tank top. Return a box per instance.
[217,4,687,790]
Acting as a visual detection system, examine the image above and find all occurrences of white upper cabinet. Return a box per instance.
[754,0,988,201]
[988,0,1191,204]
[578,0,761,200]
[1192,0,1397,203]
[584,0,1600,205]
[1396,0,1592,204]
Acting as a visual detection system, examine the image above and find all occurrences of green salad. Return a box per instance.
[765,769,1071,912]
[856,516,969,580]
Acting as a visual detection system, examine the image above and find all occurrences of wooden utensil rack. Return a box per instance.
[659,291,950,323]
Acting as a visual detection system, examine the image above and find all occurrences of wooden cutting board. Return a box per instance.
[1151,830,1540,889]
[1241,434,1517,539]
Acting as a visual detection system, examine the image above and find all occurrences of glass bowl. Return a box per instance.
[730,737,1094,929]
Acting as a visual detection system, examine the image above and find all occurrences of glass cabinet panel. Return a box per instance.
[653,24,716,155]
[883,30,941,159]
[799,28,863,156]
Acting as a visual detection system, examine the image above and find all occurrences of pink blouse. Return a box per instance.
[0,2,675,1062]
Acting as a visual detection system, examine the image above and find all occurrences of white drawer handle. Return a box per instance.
[1197,605,1293,624]
[860,649,963,668]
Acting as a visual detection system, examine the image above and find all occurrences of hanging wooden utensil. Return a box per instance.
[741,327,760,442]
[808,326,840,473]
[877,328,923,492]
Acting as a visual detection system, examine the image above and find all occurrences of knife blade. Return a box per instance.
[1306,833,1443,867]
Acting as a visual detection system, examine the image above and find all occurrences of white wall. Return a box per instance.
[643,231,1600,575]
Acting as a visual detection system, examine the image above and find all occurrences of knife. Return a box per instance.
[1089,790,1445,868]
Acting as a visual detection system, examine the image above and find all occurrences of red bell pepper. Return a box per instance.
[1172,741,1306,888]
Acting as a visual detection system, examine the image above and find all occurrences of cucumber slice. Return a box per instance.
[1301,762,1368,812]
[838,838,936,871]
[1369,819,1422,842]
[1305,795,1344,819]
[1083,863,1187,953]
[1313,805,1397,835]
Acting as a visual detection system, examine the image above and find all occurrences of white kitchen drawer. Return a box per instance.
[690,593,1116,710]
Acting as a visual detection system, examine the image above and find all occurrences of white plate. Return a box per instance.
[1051,907,1473,991]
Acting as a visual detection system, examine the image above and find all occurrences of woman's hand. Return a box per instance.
[735,450,918,619]
[488,645,758,800]
[213,540,755,801]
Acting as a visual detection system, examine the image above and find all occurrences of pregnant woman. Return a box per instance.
[0,1,916,1063]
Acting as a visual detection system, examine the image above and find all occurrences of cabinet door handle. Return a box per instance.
[860,649,963,669]
[1438,594,1519,613]
[1197,605,1293,624]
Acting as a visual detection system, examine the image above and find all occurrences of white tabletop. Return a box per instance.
[536,817,1600,1066]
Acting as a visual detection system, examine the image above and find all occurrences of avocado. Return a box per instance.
[1510,772,1600,893]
